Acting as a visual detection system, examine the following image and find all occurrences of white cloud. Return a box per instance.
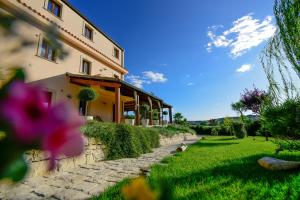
[126,71,167,88]
[126,75,146,88]
[142,71,167,83]
[207,14,276,57]
[236,64,252,73]
[187,82,195,86]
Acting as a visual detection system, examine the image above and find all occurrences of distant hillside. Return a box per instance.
[188,115,259,125]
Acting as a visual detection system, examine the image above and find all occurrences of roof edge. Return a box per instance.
[61,0,124,51]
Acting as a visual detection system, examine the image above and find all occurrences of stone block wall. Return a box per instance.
[25,137,105,177]
[25,133,196,178]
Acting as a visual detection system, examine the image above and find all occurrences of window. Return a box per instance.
[113,47,120,59]
[39,39,56,61]
[47,0,62,18]
[84,25,93,40]
[81,60,91,74]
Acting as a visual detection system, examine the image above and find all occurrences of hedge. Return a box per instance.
[82,121,160,160]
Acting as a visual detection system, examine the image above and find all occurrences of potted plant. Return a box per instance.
[78,87,98,120]
[162,110,168,125]
[152,109,160,126]
[140,103,150,126]
[124,114,135,125]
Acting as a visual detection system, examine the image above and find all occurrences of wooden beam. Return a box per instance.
[169,107,173,124]
[148,97,153,126]
[70,77,121,88]
[134,91,140,126]
[115,87,121,124]
[157,101,162,126]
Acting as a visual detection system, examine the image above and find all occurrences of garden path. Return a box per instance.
[0,137,200,200]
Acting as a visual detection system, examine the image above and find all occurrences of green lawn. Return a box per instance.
[94,136,300,200]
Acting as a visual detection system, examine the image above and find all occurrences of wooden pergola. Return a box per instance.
[66,73,173,125]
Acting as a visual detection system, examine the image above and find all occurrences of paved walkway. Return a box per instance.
[0,138,200,200]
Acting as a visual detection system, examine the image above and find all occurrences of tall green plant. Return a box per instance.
[261,0,300,103]
[140,103,150,119]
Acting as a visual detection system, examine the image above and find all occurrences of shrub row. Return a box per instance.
[154,124,196,137]
[82,122,195,160]
[192,125,231,136]
[82,121,160,160]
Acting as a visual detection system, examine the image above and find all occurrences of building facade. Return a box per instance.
[0,0,172,125]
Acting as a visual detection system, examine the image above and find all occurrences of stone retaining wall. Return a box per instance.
[25,133,196,178]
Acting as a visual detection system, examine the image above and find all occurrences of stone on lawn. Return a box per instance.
[258,157,300,170]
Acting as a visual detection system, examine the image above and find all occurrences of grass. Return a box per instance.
[93,136,300,200]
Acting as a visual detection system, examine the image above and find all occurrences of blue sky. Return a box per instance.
[69,0,275,120]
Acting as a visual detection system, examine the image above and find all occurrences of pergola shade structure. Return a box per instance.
[67,73,173,125]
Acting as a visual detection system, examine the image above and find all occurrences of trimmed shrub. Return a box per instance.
[230,121,247,138]
[82,121,160,160]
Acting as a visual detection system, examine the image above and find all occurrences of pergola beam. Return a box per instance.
[70,77,121,88]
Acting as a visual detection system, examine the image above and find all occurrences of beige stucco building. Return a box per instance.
[0,0,172,125]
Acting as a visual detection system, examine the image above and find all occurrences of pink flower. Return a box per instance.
[42,103,85,170]
[0,81,48,144]
[0,81,85,170]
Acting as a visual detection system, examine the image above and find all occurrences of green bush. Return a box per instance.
[82,121,159,160]
[245,120,261,136]
[154,124,196,137]
[192,125,213,135]
[230,121,246,138]
[211,127,219,136]
[192,125,231,136]
[261,98,300,139]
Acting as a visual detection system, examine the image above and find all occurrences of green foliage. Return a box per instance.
[140,104,150,119]
[82,121,160,160]
[230,121,247,138]
[245,120,262,136]
[153,109,159,120]
[211,127,219,136]
[154,124,196,137]
[261,0,300,103]
[192,125,231,136]
[78,87,98,101]
[125,115,135,119]
[274,139,300,152]
[173,112,184,124]
[162,111,168,116]
[261,98,300,139]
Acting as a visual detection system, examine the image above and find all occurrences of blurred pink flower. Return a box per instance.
[42,102,85,170]
[0,81,48,143]
[0,81,85,170]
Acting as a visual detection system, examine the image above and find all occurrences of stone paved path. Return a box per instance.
[0,138,199,200]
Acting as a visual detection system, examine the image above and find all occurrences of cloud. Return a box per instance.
[126,71,167,88]
[207,14,276,57]
[236,64,252,73]
[142,71,167,83]
[187,82,195,86]
[126,75,146,88]
[158,63,168,67]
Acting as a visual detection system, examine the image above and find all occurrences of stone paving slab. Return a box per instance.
[0,137,199,200]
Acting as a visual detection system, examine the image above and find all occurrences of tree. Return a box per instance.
[239,87,269,140]
[162,110,168,121]
[140,103,150,119]
[78,87,98,116]
[240,87,268,114]
[261,0,300,103]
[231,101,246,122]
[173,112,184,124]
